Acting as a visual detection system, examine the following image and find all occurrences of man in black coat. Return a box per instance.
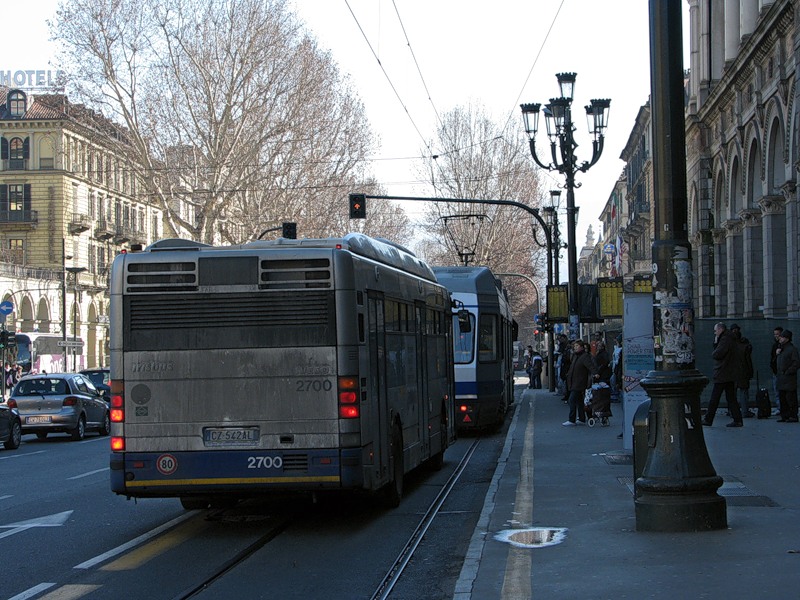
[703,322,744,427]
[775,329,800,423]
[563,340,596,426]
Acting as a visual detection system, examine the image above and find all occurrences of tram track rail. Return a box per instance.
[166,437,481,600]
[370,437,482,600]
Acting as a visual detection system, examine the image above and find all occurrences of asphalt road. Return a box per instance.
[0,392,519,600]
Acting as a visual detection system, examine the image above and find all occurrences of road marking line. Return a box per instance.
[0,450,46,460]
[37,584,102,600]
[501,397,535,599]
[0,494,12,500]
[100,517,208,571]
[79,437,108,445]
[7,583,56,600]
[73,511,195,569]
[67,467,109,480]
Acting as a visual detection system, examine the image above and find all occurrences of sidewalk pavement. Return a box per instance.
[454,377,800,599]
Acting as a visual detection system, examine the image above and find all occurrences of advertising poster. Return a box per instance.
[622,293,655,450]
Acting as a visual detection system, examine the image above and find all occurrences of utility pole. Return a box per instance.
[634,0,726,532]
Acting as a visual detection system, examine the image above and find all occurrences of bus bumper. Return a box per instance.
[110,448,364,497]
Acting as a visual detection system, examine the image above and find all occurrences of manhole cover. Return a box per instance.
[495,527,567,549]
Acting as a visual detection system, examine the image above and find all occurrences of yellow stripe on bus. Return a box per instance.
[125,475,341,487]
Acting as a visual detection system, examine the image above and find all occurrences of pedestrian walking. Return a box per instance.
[523,345,534,389]
[775,329,800,423]
[562,340,596,426]
[703,322,744,427]
[730,324,754,418]
[770,326,784,416]
[530,350,543,389]
[593,340,612,384]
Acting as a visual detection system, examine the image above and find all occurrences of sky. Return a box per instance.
[2,0,690,276]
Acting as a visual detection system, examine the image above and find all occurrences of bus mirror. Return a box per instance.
[457,309,471,333]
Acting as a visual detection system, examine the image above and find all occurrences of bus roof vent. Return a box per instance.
[147,239,212,251]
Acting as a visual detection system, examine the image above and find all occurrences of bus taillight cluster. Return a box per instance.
[110,379,125,451]
[338,376,359,419]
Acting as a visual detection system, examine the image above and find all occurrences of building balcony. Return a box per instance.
[69,214,92,235]
[129,228,147,246]
[94,220,115,240]
[113,225,132,244]
[0,209,38,227]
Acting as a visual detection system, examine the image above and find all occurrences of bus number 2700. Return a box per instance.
[247,456,283,469]
[295,379,333,392]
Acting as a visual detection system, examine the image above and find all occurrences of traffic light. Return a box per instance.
[6,332,15,348]
[282,222,297,239]
[349,193,366,219]
[0,330,7,350]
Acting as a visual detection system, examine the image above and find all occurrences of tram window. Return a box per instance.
[452,314,475,364]
[478,314,498,362]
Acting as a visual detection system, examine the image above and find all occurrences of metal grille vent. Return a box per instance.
[126,262,197,292]
[128,292,332,330]
[260,258,331,290]
[281,453,309,472]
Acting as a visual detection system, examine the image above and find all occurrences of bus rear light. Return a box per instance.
[111,437,125,451]
[111,395,124,408]
[63,396,78,407]
[339,391,357,404]
[338,376,358,390]
[111,409,124,422]
[339,405,359,419]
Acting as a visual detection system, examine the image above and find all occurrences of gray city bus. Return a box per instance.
[109,234,456,509]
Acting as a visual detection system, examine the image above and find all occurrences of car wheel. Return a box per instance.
[98,412,110,436]
[70,416,86,441]
[36,432,48,440]
[4,420,21,450]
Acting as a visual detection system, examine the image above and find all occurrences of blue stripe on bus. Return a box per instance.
[110,448,364,494]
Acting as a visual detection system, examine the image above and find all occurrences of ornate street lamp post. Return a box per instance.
[66,266,86,371]
[522,75,610,340]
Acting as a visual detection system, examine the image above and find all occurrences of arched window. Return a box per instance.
[9,137,29,170]
[8,90,26,117]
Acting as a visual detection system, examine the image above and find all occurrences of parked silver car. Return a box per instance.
[9,373,110,441]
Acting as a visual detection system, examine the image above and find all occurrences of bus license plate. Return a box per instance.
[26,415,52,424]
[203,427,260,447]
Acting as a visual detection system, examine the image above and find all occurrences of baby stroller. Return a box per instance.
[584,382,613,427]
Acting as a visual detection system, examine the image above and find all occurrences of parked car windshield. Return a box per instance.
[14,378,70,396]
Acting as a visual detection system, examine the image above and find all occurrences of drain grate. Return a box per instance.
[617,476,779,507]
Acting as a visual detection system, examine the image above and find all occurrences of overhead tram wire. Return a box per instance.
[344,0,439,164]
[502,0,565,133]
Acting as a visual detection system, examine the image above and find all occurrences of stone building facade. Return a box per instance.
[0,87,163,369]
[686,0,796,321]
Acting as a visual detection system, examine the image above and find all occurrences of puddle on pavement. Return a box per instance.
[495,527,568,549]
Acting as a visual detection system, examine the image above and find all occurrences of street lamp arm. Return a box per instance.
[527,139,556,171]
[531,224,548,249]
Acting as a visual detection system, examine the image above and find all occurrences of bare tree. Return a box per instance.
[415,103,547,338]
[52,0,402,243]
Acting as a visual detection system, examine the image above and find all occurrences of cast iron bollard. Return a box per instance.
[635,369,727,531]
[632,399,652,484]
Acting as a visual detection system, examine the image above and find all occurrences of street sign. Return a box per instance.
[0,301,13,316]
[57,340,84,348]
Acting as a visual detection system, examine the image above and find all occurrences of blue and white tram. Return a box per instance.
[432,266,515,430]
